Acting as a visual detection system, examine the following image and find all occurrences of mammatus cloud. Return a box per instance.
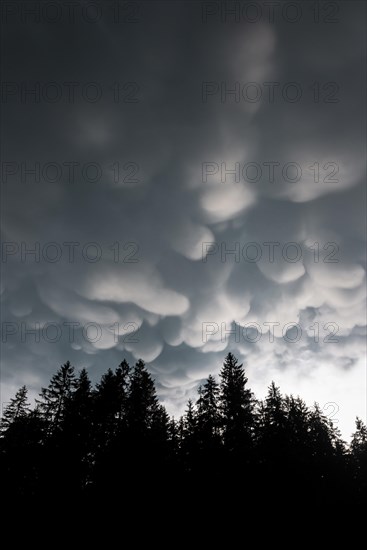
[1,2,365,439]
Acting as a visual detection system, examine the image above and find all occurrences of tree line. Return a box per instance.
[1,353,366,503]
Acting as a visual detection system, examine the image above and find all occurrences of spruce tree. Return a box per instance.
[127,359,160,432]
[195,374,221,475]
[256,382,288,490]
[350,418,367,496]
[184,399,196,439]
[36,361,76,433]
[0,387,42,499]
[197,375,220,440]
[219,353,254,452]
[0,386,30,433]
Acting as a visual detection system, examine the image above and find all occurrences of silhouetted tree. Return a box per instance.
[92,362,131,493]
[197,375,220,441]
[1,354,365,504]
[0,386,30,434]
[181,399,198,473]
[184,399,196,439]
[94,368,122,439]
[351,418,367,498]
[256,382,289,489]
[36,361,75,434]
[0,386,43,499]
[220,353,254,453]
[351,417,367,454]
[195,375,222,480]
[127,359,160,432]
[62,368,93,492]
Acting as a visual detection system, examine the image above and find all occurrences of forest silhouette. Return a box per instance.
[1,353,366,504]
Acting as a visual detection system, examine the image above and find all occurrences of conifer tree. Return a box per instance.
[195,374,221,468]
[184,399,196,439]
[219,353,254,451]
[350,417,367,496]
[197,375,220,440]
[36,361,75,433]
[0,386,30,433]
[0,353,365,502]
[127,359,160,432]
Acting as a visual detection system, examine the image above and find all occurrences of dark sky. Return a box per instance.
[1,0,366,438]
